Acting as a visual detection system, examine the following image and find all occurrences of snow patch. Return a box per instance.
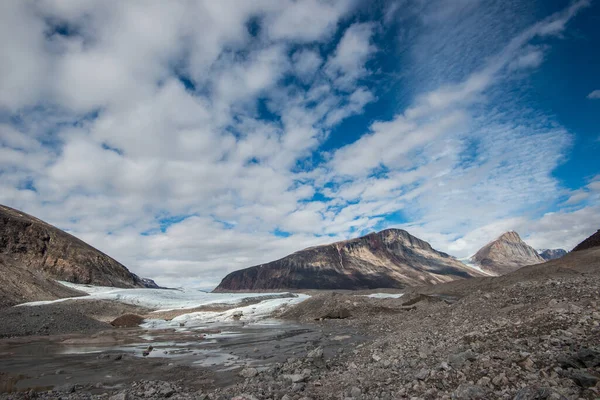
[362,293,404,299]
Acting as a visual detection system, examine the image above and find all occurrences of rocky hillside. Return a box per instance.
[470,231,544,275]
[215,229,483,291]
[0,204,154,307]
[538,248,567,261]
[572,229,600,252]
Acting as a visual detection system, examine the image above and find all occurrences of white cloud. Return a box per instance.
[0,0,595,288]
[587,90,600,99]
[325,22,376,90]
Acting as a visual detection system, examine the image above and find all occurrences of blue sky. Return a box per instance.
[0,0,599,287]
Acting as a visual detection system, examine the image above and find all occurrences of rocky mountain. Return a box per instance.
[572,229,600,252]
[470,231,544,275]
[214,229,484,291]
[538,248,567,261]
[0,204,154,307]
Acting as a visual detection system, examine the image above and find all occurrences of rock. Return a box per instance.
[56,384,75,393]
[574,348,600,368]
[284,374,307,383]
[415,369,429,380]
[158,382,175,397]
[231,395,259,400]
[439,361,451,371]
[239,367,259,378]
[109,393,128,400]
[513,386,567,400]
[451,384,487,400]
[232,311,244,320]
[492,373,508,387]
[292,382,306,392]
[569,370,599,387]
[350,386,362,397]
[308,347,324,359]
[448,350,477,368]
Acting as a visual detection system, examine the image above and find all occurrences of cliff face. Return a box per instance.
[470,231,544,275]
[214,229,483,292]
[538,248,567,261]
[0,204,149,306]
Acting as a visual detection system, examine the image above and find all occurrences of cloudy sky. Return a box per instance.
[1,0,599,288]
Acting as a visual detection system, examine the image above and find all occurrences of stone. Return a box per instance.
[350,386,362,397]
[232,395,259,400]
[513,386,566,400]
[448,350,477,369]
[574,348,600,368]
[109,393,128,400]
[308,347,324,359]
[451,384,487,400]
[292,382,306,392]
[239,368,259,378]
[415,369,429,380]
[284,374,307,383]
[569,371,599,388]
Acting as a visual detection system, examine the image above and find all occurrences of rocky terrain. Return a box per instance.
[538,249,567,261]
[0,229,597,400]
[215,229,483,291]
[0,204,157,307]
[3,241,598,400]
[470,231,545,275]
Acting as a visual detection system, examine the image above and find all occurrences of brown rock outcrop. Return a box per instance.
[214,229,483,291]
[0,204,150,307]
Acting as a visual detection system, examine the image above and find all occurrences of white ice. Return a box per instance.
[18,281,306,312]
[142,294,310,328]
[18,281,311,328]
[362,293,404,299]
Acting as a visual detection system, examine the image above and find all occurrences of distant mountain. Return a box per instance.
[0,204,156,307]
[470,231,544,275]
[214,228,484,292]
[572,229,600,252]
[538,248,567,261]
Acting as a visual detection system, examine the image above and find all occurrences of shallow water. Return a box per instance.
[0,320,368,393]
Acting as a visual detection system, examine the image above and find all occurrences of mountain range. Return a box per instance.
[0,203,587,303]
[538,248,568,261]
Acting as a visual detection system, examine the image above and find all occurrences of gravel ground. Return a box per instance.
[1,248,599,399]
[0,304,110,338]
[0,300,150,338]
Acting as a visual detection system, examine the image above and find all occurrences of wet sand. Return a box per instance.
[0,320,368,394]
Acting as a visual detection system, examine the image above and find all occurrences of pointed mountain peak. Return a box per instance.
[497,231,523,243]
[470,230,543,275]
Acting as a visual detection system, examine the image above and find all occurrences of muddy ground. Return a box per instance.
[0,314,367,397]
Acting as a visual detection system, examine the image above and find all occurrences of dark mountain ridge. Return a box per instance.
[214,228,483,292]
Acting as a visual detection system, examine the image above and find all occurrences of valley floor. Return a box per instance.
[1,249,599,400]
